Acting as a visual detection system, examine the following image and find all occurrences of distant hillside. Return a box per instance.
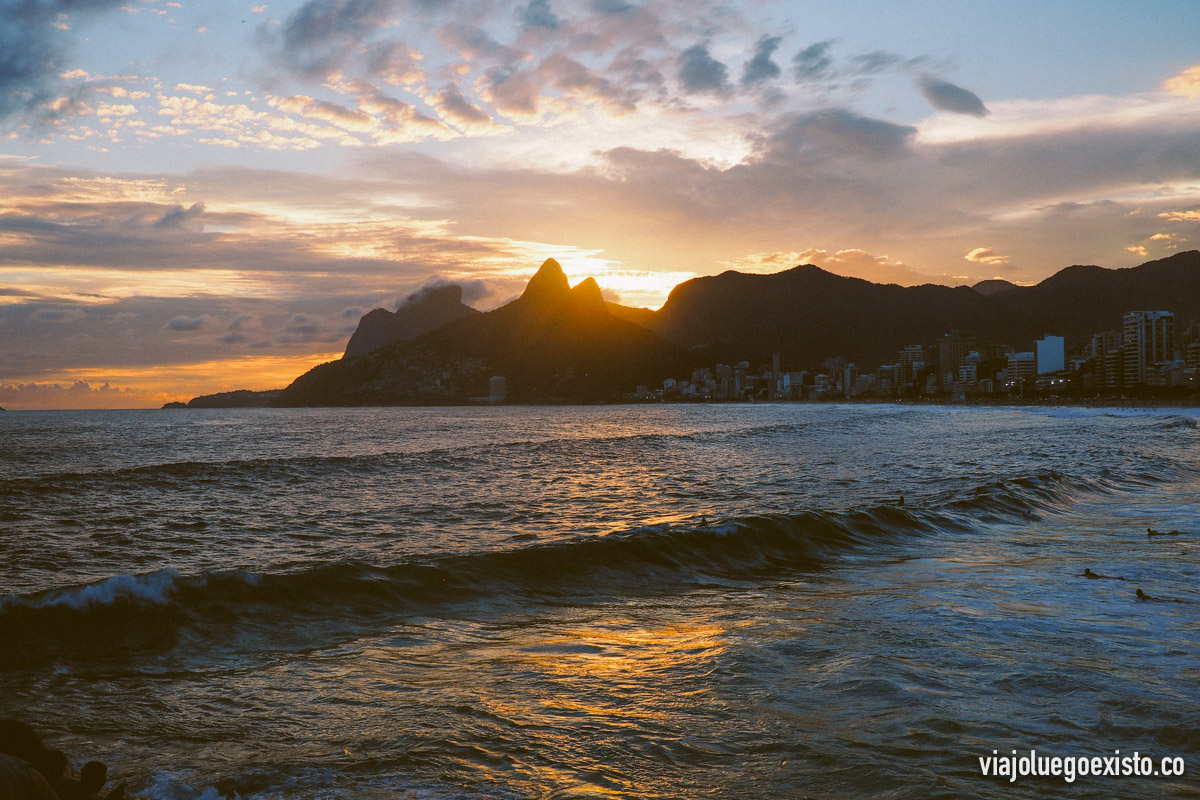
[646,265,997,368]
[268,250,1200,405]
[273,259,688,406]
[986,253,1200,344]
[641,251,1200,367]
[972,279,1019,296]
[162,389,281,409]
[344,284,479,358]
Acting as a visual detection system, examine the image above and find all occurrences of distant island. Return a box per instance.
[163,389,281,409]
[165,251,1200,408]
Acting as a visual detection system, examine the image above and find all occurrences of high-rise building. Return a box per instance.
[898,344,924,387]
[1088,330,1123,391]
[959,351,980,384]
[715,363,733,400]
[938,333,974,391]
[1036,335,1065,374]
[1123,311,1174,387]
[876,365,897,396]
[489,376,507,402]
[843,363,859,397]
[1007,352,1035,388]
[1187,341,1200,372]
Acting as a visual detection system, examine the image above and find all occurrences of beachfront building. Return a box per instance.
[1006,351,1036,389]
[1036,335,1065,374]
[1123,311,1175,386]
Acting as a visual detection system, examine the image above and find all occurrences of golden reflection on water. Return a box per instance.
[379,616,729,795]
[522,618,727,685]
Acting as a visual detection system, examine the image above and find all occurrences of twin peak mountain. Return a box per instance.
[273,251,1200,405]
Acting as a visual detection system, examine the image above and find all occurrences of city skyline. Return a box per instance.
[3,1,1200,407]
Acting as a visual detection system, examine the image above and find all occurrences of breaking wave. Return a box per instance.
[0,468,1098,667]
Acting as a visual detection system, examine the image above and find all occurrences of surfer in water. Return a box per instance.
[1080,568,1125,580]
[1146,527,1185,537]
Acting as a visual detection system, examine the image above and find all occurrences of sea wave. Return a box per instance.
[0,468,1092,666]
[1020,406,1198,427]
[0,422,813,498]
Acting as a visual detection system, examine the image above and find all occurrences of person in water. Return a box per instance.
[1080,568,1125,580]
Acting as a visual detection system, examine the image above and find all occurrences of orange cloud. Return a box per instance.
[965,247,1010,267]
[1162,66,1200,98]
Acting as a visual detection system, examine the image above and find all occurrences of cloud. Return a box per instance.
[741,35,782,87]
[438,23,525,64]
[1162,65,1200,98]
[521,0,559,30]
[0,0,126,124]
[767,108,916,160]
[154,202,205,229]
[918,74,989,117]
[850,50,928,75]
[539,52,638,112]
[411,275,495,306]
[167,315,207,331]
[588,0,634,14]
[269,0,399,78]
[1158,209,1200,222]
[282,313,320,336]
[793,41,834,82]
[965,247,1009,266]
[478,65,544,117]
[32,306,84,322]
[0,380,145,410]
[429,83,494,130]
[677,42,730,96]
[360,40,425,86]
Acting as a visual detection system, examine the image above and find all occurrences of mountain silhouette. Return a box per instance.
[971,279,1019,296]
[268,251,1199,406]
[274,259,687,405]
[640,251,1200,367]
[343,284,479,358]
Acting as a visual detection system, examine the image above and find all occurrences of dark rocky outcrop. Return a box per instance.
[343,284,479,358]
[273,259,688,406]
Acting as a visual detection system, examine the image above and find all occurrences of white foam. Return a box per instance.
[1021,406,1197,425]
[138,773,224,800]
[18,569,181,610]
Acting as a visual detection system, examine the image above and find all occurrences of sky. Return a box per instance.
[2,0,1199,409]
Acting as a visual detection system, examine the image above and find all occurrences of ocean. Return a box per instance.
[2,404,1198,799]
